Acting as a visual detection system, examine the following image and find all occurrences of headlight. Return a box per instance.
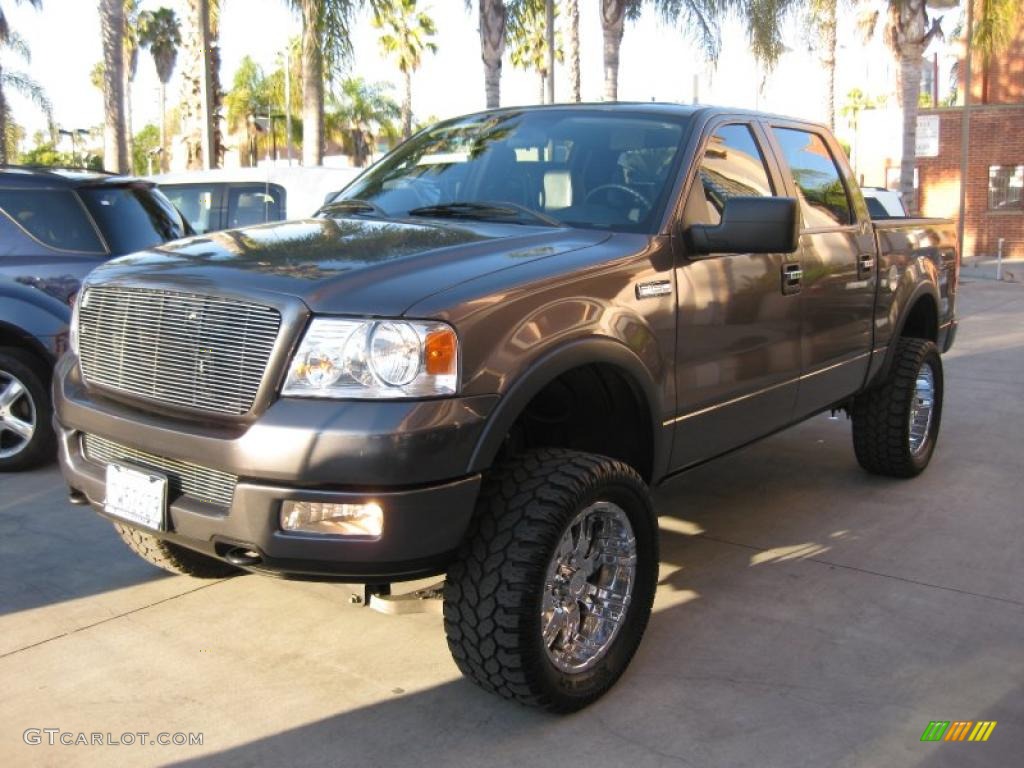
[282,318,458,398]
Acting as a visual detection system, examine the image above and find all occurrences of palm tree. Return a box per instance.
[1,33,51,163]
[0,0,46,164]
[181,0,221,169]
[374,0,437,140]
[599,0,639,101]
[509,0,562,104]
[327,76,400,167]
[868,1,943,214]
[139,6,181,173]
[805,0,840,130]
[224,56,272,165]
[476,0,507,108]
[565,0,580,101]
[291,0,367,166]
[123,1,140,172]
[100,0,128,172]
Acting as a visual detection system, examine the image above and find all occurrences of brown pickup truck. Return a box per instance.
[55,104,958,712]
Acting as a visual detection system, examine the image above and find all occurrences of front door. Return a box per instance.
[670,121,802,470]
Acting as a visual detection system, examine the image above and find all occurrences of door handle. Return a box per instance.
[858,253,875,278]
[782,262,803,295]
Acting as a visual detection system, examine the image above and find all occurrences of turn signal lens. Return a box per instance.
[425,328,457,376]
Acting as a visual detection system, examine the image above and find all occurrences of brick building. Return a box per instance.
[916,5,1024,260]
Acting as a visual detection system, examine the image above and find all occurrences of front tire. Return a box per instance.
[443,448,658,712]
[114,523,239,578]
[0,348,55,472]
[852,338,944,477]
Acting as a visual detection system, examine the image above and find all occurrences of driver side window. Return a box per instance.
[689,124,775,226]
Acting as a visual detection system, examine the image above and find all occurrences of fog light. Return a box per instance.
[280,501,383,538]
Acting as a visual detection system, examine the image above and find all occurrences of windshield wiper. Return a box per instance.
[407,201,564,228]
[319,198,391,218]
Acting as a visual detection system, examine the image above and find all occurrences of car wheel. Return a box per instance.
[852,338,944,478]
[114,523,239,578]
[443,448,658,712]
[0,348,55,472]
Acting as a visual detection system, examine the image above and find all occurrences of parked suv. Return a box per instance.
[56,105,959,710]
[0,167,188,470]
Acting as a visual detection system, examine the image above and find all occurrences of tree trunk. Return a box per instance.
[898,46,924,213]
[822,3,837,131]
[0,64,8,165]
[158,81,167,172]
[402,69,412,139]
[100,0,128,173]
[538,73,546,104]
[566,0,580,102]
[125,68,134,172]
[479,0,506,109]
[301,0,323,166]
[601,0,625,102]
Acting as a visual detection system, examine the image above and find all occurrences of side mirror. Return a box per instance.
[685,196,800,256]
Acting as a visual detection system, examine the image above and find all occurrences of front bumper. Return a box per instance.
[54,356,494,581]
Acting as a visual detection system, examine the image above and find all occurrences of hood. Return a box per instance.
[89,217,610,316]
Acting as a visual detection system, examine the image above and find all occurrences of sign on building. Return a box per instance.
[916,115,940,157]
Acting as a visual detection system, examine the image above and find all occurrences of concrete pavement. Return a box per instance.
[1,278,1022,768]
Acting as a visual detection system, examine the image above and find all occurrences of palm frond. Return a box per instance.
[2,67,54,124]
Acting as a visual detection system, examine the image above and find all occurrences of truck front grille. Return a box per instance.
[82,434,237,508]
[77,285,281,416]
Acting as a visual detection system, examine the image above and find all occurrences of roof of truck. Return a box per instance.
[0,166,151,188]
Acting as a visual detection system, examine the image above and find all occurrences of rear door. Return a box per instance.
[765,122,876,417]
[669,119,802,469]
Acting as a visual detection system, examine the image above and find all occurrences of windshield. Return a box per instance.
[77,185,188,255]
[331,109,690,233]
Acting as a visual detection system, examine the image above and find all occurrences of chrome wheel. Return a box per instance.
[908,362,936,456]
[0,370,36,459]
[542,500,637,673]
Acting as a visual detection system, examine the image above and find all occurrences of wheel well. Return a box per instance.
[0,328,53,382]
[901,295,938,342]
[497,363,654,482]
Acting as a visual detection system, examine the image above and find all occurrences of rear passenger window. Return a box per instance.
[227,184,285,229]
[772,127,853,227]
[693,124,774,225]
[0,189,105,253]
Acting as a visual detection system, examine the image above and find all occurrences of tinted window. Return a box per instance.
[162,184,219,234]
[772,127,853,227]
[78,186,187,255]
[336,110,689,233]
[690,123,774,225]
[864,197,890,219]
[0,189,105,253]
[227,184,285,228]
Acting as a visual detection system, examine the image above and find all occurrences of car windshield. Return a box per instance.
[77,185,188,255]
[330,109,691,233]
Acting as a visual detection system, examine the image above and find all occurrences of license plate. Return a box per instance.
[105,463,168,531]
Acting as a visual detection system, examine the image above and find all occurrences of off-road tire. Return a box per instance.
[443,448,658,712]
[852,338,944,477]
[114,523,239,578]
[0,348,55,471]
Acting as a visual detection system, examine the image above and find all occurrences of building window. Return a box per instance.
[988,165,1024,211]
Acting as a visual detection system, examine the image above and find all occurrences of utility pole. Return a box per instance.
[545,0,555,104]
[285,44,293,166]
[956,0,974,262]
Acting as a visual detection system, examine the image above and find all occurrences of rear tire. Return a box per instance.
[0,348,55,472]
[852,338,944,477]
[443,448,658,712]
[114,523,239,578]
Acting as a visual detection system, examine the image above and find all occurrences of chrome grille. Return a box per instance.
[83,434,237,508]
[78,285,281,415]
